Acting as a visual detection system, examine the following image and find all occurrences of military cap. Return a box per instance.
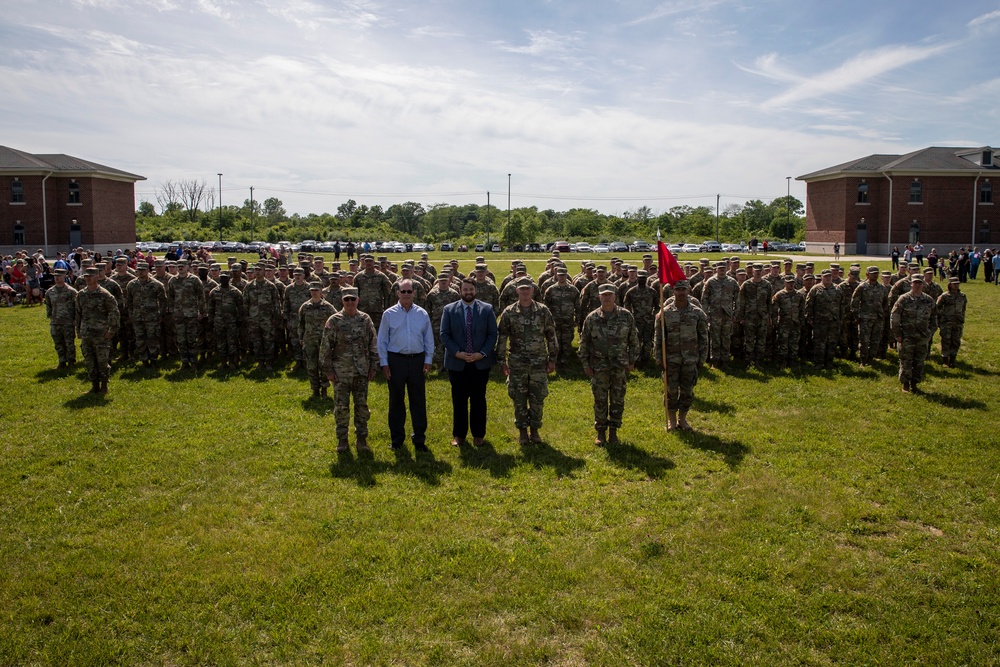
[475,263,488,271]
[229,265,242,272]
[210,263,221,270]
[516,281,534,290]
[637,270,648,278]
[783,259,793,265]
[715,261,727,268]
[948,277,960,284]
[153,259,165,267]
[796,263,806,270]
[228,256,238,262]
[908,261,920,268]
[84,267,100,276]
[115,256,128,264]
[421,253,430,258]
[437,273,450,281]
[673,279,690,289]
[598,283,617,294]
[783,275,796,283]
[476,256,486,261]
[731,256,741,262]
[849,267,861,275]
[821,269,832,276]
[770,260,781,266]
[377,255,387,262]
[736,269,748,276]
[910,275,924,284]
[584,262,595,268]
[53,268,68,276]
[804,273,816,280]
[643,253,652,259]
[308,281,323,290]
[556,267,569,275]
[135,264,149,271]
[596,265,607,271]
[164,260,176,267]
[881,271,892,277]
[341,286,359,298]
[805,261,815,267]
[314,255,324,261]
[338,270,348,277]
[867,266,879,274]
[922,267,934,274]
[829,263,841,268]
[700,258,711,264]
[292,267,305,274]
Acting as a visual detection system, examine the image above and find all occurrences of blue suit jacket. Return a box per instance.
[440,298,498,372]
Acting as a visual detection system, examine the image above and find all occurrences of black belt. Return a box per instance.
[389,351,423,358]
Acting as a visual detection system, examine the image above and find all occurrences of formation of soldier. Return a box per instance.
[48,250,970,428]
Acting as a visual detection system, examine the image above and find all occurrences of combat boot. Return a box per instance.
[910,382,921,395]
[529,427,542,443]
[356,435,370,452]
[901,380,910,393]
[518,428,530,445]
[608,427,620,445]
[336,438,350,453]
[594,428,607,446]
[667,410,678,431]
[678,411,692,431]
[90,380,101,394]
[320,386,328,398]
[99,380,108,394]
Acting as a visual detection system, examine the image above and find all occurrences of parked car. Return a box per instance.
[592,243,610,253]
[491,244,502,252]
[575,242,592,253]
[667,244,683,254]
[525,243,542,252]
[681,243,701,253]
[721,243,744,253]
[475,244,485,252]
[299,240,317,252]
[630,240,652,253]
[700,241,722,253]
[609,241,629,253]
[412,243,427,252]
[440,242,454,252]
[553,241,572,253]
[457,244,468,252]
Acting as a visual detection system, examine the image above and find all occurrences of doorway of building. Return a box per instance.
[856,219,867,255]
[909,221,920,245]
[70,223,82,248]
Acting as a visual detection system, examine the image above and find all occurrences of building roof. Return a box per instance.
[798,146,997,181]
[0,146,145,182]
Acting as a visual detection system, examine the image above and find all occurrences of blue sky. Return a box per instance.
[3,0,998,216]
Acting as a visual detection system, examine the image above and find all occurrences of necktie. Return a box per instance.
[465,306,474,354]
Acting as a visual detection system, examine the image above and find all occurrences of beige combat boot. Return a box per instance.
[667,410,678,431]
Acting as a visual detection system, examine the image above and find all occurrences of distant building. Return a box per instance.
[798,146,996,255]
[0,146,145,255]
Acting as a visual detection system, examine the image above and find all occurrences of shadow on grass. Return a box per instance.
[678,431,748,469]
[458,440,518,478]
[301,395,334,416]
[917,390,988,411]
[330,446,453,487]
[329,450,378,487]
[63,391,110,409]
[604,439,675,479]
[118,364,161,383]
[692,395,735,414]
[520,441,586,478]
[35,367,70,384]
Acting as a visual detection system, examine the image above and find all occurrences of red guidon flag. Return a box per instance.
[657,241,686,286]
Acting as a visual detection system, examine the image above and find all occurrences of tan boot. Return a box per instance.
[529,427,542,443]
[594,428,607,446]
[608,427,620,445]
[667,410,678,431]
[678,411,692,431]
[518,428,530,445]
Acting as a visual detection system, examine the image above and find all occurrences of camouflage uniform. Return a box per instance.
[110,270,135,358]
[543,281,581,366]
[737,279,771,365]
[208,283,245,362]
[243,278,281,366]
[770,284,805,366]
[44,282,77,365]
[299,298,337,392]
[623,283,658,366]
[167,273,206,365]
[578,280,607,329]
[922,279,943,355]
[424,284,461,369]
[354,270,393,330]
[654,301,708,411]
[851,280,888,365]
[936,288,967,365]
[283,282,313,362]
[579,305,640,430]
[836,278,861,359]
[805,282,843,367]
[320,309,379,440]
[199,275,219,359]
[701,274,738,364]
[474,280,500,317]
[75,285,119,385]
[125,276,166,362]
[891,289,937,389]
[496,301,558,429]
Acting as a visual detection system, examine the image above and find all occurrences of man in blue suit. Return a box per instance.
[441,278,498,446]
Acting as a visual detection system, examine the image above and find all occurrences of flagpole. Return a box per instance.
[659,281,669,428]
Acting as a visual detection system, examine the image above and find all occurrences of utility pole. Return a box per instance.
[507,173,511,250]
[486,191,491,247]
[716,194,720,242]
[786,177,791,240]
[217,173,223,242]
[249,185,255,243]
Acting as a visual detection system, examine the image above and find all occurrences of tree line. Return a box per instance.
[137,178,804,245]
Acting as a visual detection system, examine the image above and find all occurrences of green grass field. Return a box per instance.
[2,257,999,665]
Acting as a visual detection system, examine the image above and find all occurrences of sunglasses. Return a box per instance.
[398,289,413,294]
[342,296,357,301]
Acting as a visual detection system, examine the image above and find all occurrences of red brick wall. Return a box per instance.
[89,178,136,250]
[1,175,46,248]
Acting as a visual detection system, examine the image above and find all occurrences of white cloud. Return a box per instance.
[495,29,582,56]
[624,0,726,27]
[967,9,1000,31]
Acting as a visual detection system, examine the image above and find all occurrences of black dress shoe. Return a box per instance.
[414,443,429,452]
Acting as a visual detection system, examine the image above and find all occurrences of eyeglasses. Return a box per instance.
[398,289,413,294]
[342,296,357,301]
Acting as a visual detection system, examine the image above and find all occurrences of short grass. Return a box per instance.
[2,259,999,665]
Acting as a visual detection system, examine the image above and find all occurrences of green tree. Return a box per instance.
[263,197,286,225]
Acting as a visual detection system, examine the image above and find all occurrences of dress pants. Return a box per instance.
[387,352,427,447]
[449,363,490,439]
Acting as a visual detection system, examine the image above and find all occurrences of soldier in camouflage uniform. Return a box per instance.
[836,268,862,359]
[578,265,610,330]
[198,264,219,363]
[473,264,500,316]
[321,286,380,452]
[579,283,640,445]
[851,266,888,366]
[654,280,708,431]
[299,282,337,396]
[805,270,843,369]
[920,267,943,357]
[891,275,937,393]
[623,270,658,367]
[771,275,805,368]
[496,283,558,444]
[125,264,166,366]
[737,264,771,368]
[876,271,894,359]
[936,278,967,367]
[354,256,393,331]
[75,267,120,393]
[797,273,816,362]
[283,268,312,369]
[701,262,738,367]
[425,273,461,371]
[166,261,206,369]
[543,267,581,368]
[243,263,281,371]
[110,258,136,359]
[44,268,77,368]
[208,273,245,368]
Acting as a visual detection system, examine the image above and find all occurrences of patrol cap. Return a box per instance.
[313,255,324,261]
[254,262,266,270]
[821,269,832,276]
[643,253,652,259]
[783,259,793,265]
[556,267,569,275]
[211,263,222,270]
[84,267,100,276]
[910,275,924,284]
[53,268,68,275]
[908,262,920,269]
[596,265,607,272]
[867,266,879,274]
[341,287,359,298]
[516,281,534,290]
[796,264,806,270]
[715,261,727,269]
[598,283,617,294]
[308,281,323,290]
[922,267,934,274]
[804,273,816,280]
[135,264,149,271]
[770,260,781,266]
[475,263,488,271]
[881,271,892,277]
[736,269,747,276]
[673,279,690,290]
[731,256,740,262]
[849,267,861,275]
[829,263,840,269]
[115,257,128,264]
[637,270,648,278]
[229,265,242,272]
[783,275,796,283]
[377,256,387,262]
[153,259,165,267]
[437,273,450,281]
[948,277,960,284]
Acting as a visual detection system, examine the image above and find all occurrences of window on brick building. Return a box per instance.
[909,180,922,203]
[984,150,993,167]
[981,181,992,204]
[13,223,25,246]
[11,179,25,203]
[68,181,81,204]
[857,182,869,203]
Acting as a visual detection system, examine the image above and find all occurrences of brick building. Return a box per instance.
[1,146,145,255]
[797,146,996,255]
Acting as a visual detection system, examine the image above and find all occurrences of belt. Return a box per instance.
[389,351,423,358]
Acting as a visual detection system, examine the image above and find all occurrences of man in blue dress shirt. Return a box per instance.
[377,279,435,451]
